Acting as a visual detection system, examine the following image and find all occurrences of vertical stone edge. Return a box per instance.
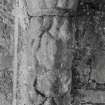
[12,0,29,105]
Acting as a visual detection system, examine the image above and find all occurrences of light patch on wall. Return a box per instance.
[12,0,29,30]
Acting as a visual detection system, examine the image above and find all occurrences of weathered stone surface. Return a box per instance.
[26,6,73,103]
[0,55,13,70]
[26,0,79,16]
[79,90,105,103]
[0,93,11,105]
[70,10,105,104]
[36,33,56,70]
[24,1,105,104]
[1,0,15,12]
[1,0,105,105]
[94,54,105,83]
[36,71,55,96]
[0,70,13,105]
[0,1,14,105]
[0,19,14,70]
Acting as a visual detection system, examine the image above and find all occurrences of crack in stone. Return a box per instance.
[52,97,58,105]
[38,98,47,105]
[14,1,105,105]
[33,78,47,98]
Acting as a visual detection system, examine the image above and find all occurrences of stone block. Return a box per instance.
[26,0,79,16]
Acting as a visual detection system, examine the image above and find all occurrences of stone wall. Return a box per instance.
[0,0,14,105]
[21,0,77,105]
[23,0,105,105]
[0,0,105,105]
[71,12,105,105]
